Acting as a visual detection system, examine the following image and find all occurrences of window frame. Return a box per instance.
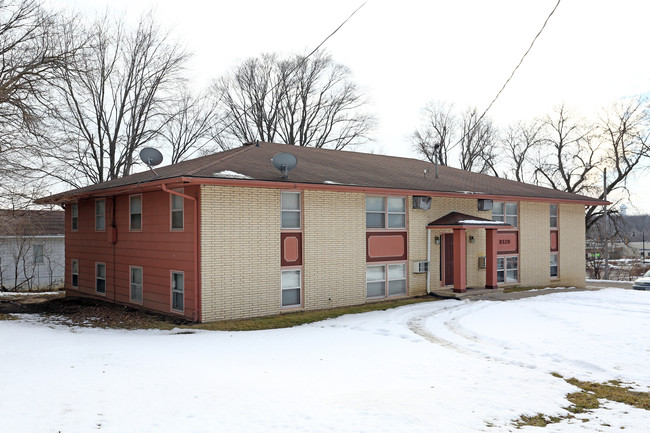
[95,199,106,232]
[95,262,106,295]
[33,244,44,265]
[366,262,407,299]
[71,203,78,232]
[129,194,143,232]
[71,259,79,288]
[281,191,301,230]
[366,196,406,230]
[492,201,518,228]
[170,190,184,231]
[281,268,302,308]
[171,271,184,313]
[130,266,143,303]
[550,204,558,229]
[497,255,519,284]
[550,253,559,279]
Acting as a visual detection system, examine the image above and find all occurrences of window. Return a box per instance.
[171,271,184,312]
[550,253,558,278]
[171,193,184,230]
[130,195,142,231]
[95,199,105,231]
[550,204,558,229]
[366,196,406,229]
[366,263,407,298]
[497,256,518,284]
[281,269,301,307]
[281,191,301,229]
[96,263,106,294]
[130,266,143,302]
[492,201,518,227]
[71,259,79,288]
[71,203,78,231]
[33,245,44,264]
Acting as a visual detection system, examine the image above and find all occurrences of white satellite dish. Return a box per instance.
[140,148,163,167]
[271,152,298,179]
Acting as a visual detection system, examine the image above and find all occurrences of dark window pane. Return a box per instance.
[366,213,385,228]
[131,214,142,230]
[366,281,385,298]
[172,210,183,229]
[281,288,301,307]
[388,279,406,296]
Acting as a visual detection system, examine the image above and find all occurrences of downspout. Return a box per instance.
[162,184,200,323]
[426,228,431,294]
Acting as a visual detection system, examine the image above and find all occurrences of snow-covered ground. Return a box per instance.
[1,288,648,432]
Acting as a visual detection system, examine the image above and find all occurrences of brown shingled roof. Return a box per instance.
[427,212,512,228]
[36,142,606,205]
[0,210,65,236]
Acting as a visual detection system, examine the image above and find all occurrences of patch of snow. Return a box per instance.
[323,180,343,185]
[212,170,252,179]
[0,289,648,432]
[457,219,508,225]
[0,291,63,297]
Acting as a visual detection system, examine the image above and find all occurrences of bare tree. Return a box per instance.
[501,120,542,182]
[160,86,219,163]
[50,13,189,186]
[411,101,456,165]
[533,104,599,195]
[212,50,374,150]
[458,107,499,175]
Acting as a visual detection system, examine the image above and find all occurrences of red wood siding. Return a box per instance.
[65,186,199,320]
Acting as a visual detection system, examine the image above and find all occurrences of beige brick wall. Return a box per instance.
[303,190,366,309]
[557,203,586,288]
[408,196,491,293]
[519,202,552,286]
[200,186,281,322]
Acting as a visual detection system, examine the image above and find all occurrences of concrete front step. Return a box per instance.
[430,286,504,300]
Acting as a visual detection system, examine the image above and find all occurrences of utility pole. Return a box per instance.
[603,168,609,280]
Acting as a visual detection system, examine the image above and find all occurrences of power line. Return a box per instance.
[457,0,562,146]
[188,2,367,158]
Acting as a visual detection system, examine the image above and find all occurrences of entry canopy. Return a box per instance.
[427,212,512,229]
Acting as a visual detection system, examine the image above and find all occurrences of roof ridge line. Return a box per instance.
[185,145,254,177]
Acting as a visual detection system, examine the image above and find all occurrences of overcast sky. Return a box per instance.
[55,0,650,213]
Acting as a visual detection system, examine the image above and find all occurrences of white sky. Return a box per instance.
[55,0,650,213]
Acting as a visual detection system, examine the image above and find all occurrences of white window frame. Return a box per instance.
[171,190,184,231]
[281,268,302,308]
[492,201,518,228]
[550,253,559,279]
[366,262,407,299]
[171,271,184,312]
[129,194,142,231]
[71,203,78,231]
[281,191,301,230]
[71,259,79,288]
[33,244,44,264]
[96,262,106,294]
[497,255,519,284]
[550,204,558,229]
[95,199,106,231]
[130,266,143,303]
[366,196,406,229]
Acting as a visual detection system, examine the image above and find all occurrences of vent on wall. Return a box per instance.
[413,261,429,273]
[413,196,432,210]
[478,199,493,211]
[478,256,487,269]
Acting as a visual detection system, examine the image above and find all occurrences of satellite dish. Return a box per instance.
[271,152,298,179]
[139,148,163,167]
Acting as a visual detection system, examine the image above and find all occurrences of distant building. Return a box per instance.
[0,210,65,290]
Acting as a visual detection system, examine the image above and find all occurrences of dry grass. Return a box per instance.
[187,296,439,331]
[513,374,650,428]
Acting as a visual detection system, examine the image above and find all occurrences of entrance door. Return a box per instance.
[443,233,454,286]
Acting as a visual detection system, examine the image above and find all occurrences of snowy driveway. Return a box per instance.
[1,289,648,432]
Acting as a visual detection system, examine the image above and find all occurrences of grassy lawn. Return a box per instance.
[187,296,440,331]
